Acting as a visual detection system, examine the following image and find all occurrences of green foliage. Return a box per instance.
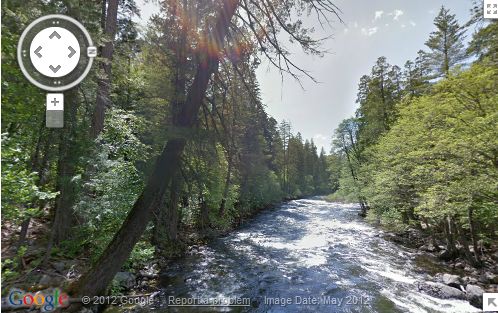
[1,0,334,280]
[1,135,58,223]
[331,6,497,263]
[335,60,497,258]
[74,108,149,258]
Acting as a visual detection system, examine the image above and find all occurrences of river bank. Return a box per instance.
[0,196,307,312]
[380,227,498,309]
[322,195,498,309]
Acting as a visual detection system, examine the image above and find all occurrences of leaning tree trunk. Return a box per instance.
[152,12,188,248]
[68,0,239,302]
[91,0,119,138]
[152,172,181,246]
[165,175,181,241]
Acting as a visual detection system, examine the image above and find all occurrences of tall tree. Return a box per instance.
[425,6,466,78]
[69,0,240,300]
[68,0,340,302]
[91,0,119,138]
[403,50,431,97]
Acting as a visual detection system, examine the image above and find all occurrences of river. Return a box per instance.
[134,198,480,312]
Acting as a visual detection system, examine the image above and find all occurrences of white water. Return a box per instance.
[145,199,481,312]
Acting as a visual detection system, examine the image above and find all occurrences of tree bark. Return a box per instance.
[151,6,188,248]
[199,196,210,231]
[69,0,239,300]
[165,176,181,241]
[468,207,482,266]
[443,216,458,259]
[219,154,233,216]
[49,88,79,247]
[152,172,181,246]
[91,0,119,138]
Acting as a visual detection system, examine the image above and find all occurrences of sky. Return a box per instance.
[134,0,473,153]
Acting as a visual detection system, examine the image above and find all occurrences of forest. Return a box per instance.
[2,0,334,306]
[329,5,497,269]
[1,0,497,312]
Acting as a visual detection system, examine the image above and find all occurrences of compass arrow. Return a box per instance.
[34,46,43,58]
[49,31,61,39]
[49,65,61,73]
[68,46,76,58]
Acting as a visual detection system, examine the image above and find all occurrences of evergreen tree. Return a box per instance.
[425,6,466,78]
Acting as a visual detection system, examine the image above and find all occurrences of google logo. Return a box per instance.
[8,288,69,311]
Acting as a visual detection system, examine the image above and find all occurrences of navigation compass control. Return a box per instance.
[17,14,96,128]
[30,27,81,78]
[18,14,95,91]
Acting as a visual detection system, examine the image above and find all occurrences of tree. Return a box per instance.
[69,0,341,300]
[356,57,400,149]
[403,50,431,97]
[332,118,367,214]
[365,63,497,264]
[91,0,119,138]
[425,6,466,78]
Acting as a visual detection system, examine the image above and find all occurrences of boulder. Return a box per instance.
[53,261,66,273]
[416,281,465,300]
[442,273,461,288]
[139,270,158,279]
[420,243,438,252]
[454,262,465,269]
[113,272,136,290]
[39,274,52,286]
[462,276,478,285]
[438,249,459,261]
[479,272,498,284]
[465,284,484,309]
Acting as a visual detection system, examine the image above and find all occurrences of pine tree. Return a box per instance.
[425,6,466,78]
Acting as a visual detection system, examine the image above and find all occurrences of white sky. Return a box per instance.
[135,0,473,153]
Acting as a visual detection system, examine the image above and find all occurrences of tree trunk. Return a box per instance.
[49,88,79,247]
[443,216,458,259]
[219,155,233,216]
[151,7,188,248]
[152,173,181,246]
[198,193,210,231]
[69,0,239,301]
[166,177,181,241]
[468,207,482,266]
[456,224,474,265]
[91,0,119,138]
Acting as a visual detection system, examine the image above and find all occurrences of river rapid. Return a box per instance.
[135,199,480,313]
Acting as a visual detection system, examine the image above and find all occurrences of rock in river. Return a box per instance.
[416,281,465,300]
[113,272,136,289]
[465,284,484,309]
